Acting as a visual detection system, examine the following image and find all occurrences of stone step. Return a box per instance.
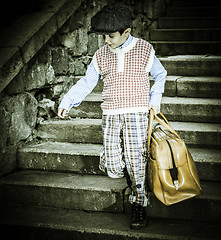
[37,119,221,148]
[158,17,221,29]
[161,97,221,123]
[166,7,221,17]
[158,55,221,76]
[18,142,102,176]
[150,29,221,41]
[93,76,221,98]
[0,170,220,222]
[68,94,221,123]
[0,170,127,213]
[151,41,221,55]
[176,76,221,98]
[170,0,221,8]
[18,141,221,181]
[0,205,219,240]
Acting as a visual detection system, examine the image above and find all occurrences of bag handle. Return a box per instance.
[147,109,154,152]
[147,109,181,152]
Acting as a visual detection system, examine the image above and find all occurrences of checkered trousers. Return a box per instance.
[100,112,149,207]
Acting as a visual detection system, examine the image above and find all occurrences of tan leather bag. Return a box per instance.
[147,109,202,206]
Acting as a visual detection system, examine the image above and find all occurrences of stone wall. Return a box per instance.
[0,0,168,177]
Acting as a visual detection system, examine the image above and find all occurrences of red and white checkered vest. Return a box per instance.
[93,37,155,115]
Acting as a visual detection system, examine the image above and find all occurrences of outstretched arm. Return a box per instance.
[57,61,100,118]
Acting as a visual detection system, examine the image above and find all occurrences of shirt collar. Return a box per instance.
[118,34,133,49]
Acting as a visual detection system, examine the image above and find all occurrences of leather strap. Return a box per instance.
[147,109,154,152]
[147,109,181,152]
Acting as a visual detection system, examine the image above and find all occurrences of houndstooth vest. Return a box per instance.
[93,37,155,115]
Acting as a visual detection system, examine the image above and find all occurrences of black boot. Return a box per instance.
[130,203,147,230]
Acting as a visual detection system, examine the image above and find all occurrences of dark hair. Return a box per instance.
[91,3,132,35]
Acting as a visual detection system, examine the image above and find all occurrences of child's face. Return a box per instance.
[104,28,131,49]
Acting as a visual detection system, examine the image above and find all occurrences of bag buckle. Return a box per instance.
[174,180,179,190]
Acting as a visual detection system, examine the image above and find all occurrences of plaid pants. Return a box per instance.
[100,112,149,207]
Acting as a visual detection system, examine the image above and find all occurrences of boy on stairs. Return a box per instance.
[58,3,167,230]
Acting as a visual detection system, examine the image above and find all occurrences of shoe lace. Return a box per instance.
[132,204,145,221]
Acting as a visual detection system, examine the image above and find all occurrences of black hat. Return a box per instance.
[91,3,132,35]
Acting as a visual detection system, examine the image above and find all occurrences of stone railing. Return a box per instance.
[0,0,84,93]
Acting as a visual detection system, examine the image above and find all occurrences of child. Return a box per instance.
[58,3,167,230]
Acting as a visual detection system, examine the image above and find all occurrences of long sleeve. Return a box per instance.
[58,61,100,112]
[149,56,167,108]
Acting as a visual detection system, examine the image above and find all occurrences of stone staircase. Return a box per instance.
[0,0,221,239]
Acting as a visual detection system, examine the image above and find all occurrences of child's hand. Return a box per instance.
[57,108,67,119]
[149,105,160,115]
